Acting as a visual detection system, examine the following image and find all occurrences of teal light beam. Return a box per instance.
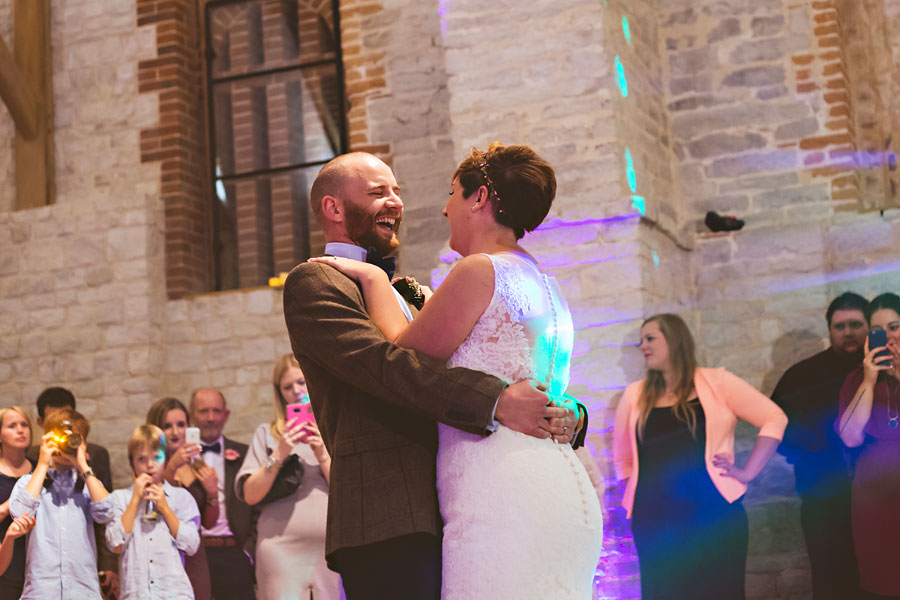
[615,56,628,97]
[625,148,636,193]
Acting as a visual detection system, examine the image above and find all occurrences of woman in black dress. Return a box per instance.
[614,314,787,599]
[0,406,34,597]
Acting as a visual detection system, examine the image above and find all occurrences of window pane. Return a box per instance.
[212,65,343,177]
[208,0,337,79]
[213,165,323,290]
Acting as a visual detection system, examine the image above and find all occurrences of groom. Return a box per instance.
[283,152,583,599]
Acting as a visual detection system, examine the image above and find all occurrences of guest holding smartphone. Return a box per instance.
[146,398,217,600]
[837,292,900,598]
[614,313,787,600]
[236,354,340,600]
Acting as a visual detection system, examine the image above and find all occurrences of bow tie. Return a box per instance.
[201,441,221,454]
[366,247,396,279]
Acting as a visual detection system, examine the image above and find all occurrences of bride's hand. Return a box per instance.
[308,256,387,283]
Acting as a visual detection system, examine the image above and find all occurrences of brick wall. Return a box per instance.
[1,2,900,597]
[138,0,210,298]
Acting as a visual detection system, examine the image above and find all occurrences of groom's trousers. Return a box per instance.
[332,533,441,599]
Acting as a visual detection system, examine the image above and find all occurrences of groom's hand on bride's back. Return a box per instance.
[495,381,567,440]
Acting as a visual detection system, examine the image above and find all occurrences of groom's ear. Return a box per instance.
[321,195,344,224]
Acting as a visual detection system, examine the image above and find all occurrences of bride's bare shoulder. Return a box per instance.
[444,254,495,288]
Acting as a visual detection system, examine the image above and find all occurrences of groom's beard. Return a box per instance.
[345,202,401,258]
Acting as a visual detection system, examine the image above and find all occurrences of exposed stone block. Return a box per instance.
[723,65,785,87]
[757,85,788,100]
[668,95,723,112]
[701,0,781,16]
[775,117,820,140]
[753,184,830,209]
[688,132,767,159]
[708,18,741,43]
[206,340,243,369]
[668,47,713,78]
[663,7,696,26]
[731,37,786,63]
[670,73,713,95]
[242,337,276,364]
[706,151,797,178]
[752,15,785,37]
[673,102,808,139]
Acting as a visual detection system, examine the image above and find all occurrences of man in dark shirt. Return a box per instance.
[771,292,868,599]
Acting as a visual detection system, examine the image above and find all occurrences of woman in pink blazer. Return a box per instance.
[613,313,787,600]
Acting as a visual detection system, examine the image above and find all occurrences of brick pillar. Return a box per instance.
[137,0,211,299]
[339,0,390,159]
[792,0,859,209]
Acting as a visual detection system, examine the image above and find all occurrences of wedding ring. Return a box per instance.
[563,426,568,433]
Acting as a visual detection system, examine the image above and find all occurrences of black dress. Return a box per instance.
[631,400,748,600]
[0,460,33,597]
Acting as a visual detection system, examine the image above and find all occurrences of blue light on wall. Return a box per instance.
[625,148,636,192]
[631,194,645,215]
[614,56,628,97]
[622,16,631,46]
[652,250,660,267]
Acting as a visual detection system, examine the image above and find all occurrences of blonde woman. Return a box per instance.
[0,406,33,597]
[614,314,787,600]
[236,354,339,600]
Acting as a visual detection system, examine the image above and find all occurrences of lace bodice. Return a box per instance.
[437,252,602,599]
[447,252,574,396]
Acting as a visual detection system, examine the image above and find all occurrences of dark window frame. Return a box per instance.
[203,0,348,291]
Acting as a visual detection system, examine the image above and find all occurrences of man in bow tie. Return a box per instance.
[283,152,584,599]
[190,388,258,600]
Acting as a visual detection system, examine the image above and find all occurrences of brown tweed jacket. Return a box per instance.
[283,262,504,565]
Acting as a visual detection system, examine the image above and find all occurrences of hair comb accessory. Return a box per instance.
[478,152,503,212]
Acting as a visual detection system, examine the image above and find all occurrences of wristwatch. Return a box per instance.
[81,468,96,480]
[264,455,282,472]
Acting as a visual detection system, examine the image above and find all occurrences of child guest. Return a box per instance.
[106,424,200,599]
[10,409,113,598]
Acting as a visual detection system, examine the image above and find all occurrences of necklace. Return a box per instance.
[889,379,900,429]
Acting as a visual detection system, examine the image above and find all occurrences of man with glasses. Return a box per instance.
[771,292,868,599]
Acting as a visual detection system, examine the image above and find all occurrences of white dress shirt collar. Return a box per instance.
[324,242,367,262]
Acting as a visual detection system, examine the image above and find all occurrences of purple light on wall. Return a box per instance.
[536,214,642,232]
[437,0,450,37]
[768,259,900,294]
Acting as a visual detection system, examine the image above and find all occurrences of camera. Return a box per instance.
[51,420,83,455]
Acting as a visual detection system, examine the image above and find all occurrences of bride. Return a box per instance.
[311,142,603,598]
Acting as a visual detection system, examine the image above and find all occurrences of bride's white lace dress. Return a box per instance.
[437,252,604,599]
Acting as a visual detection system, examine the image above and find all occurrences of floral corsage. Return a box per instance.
[392,276,426,310]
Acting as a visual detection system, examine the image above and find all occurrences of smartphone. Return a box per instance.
[286,402,316,427]
[185,427,200,446]
[869,329,891,366]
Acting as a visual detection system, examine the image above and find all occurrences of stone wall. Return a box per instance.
[2,1,900,598]
[0,0,162,481]
[654,1,900,598]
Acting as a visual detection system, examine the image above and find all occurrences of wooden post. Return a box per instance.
[0,34,38,140]
[14,0,54,209]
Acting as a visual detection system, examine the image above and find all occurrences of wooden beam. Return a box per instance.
[0,33,38,140]
[14,0,54,209]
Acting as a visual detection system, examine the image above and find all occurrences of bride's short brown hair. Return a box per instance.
[453,142,556,239]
